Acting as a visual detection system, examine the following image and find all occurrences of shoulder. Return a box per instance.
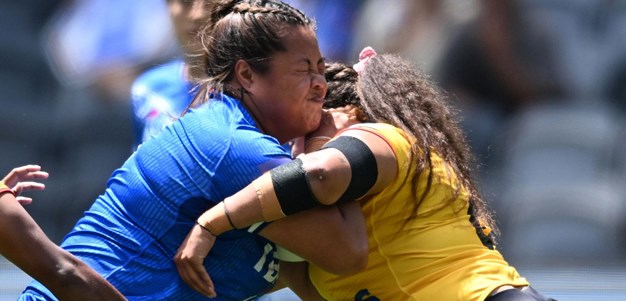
[340,122,413,167]
[342,123,412,149]
[182,98,287,157]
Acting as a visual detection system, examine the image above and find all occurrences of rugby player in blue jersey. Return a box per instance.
[131,0,207,150]
[19,1,366,300]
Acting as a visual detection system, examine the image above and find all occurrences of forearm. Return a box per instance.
[0,194,125,301]
[49,255,126,301]
[197,149,352,235]
[0,193,61,279]
[259,201,368,275]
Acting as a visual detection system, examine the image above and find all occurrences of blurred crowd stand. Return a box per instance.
[351,0,479,74]
[0,0,178,242]
[1,1,626,299]
[434,0,626,266]
[284,0,364,62]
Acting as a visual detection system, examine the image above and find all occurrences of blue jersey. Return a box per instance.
[131,59,196,149]
[20,94,291,301]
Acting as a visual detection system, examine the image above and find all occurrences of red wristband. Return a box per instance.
[0,182,15,196]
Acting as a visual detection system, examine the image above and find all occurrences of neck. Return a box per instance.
[238,89,268,135]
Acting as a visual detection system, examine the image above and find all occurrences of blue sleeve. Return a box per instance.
[130,60,193,150]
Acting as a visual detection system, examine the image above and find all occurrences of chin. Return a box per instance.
[305,117,322,133]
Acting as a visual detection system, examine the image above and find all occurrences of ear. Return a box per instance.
[233,59,254,90]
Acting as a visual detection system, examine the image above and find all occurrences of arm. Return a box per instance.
[259,200,368,275]
[258,201,367,300]
[0,165,126,301]
[201,126,398,229]
[175,122,396,295]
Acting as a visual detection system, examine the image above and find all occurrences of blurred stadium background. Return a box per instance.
[2,0,626,300]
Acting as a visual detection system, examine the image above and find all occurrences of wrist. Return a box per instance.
[197,204,232,236]
[0,181,15,197]
[195,221,216,237]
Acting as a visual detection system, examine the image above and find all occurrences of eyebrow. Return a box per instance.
[295,57,326,66]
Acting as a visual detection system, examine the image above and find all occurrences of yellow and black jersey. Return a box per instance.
[309,123,528,301]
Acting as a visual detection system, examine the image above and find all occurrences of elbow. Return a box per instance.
[330,255,368,275]
[41,260,85,298]
[53,259,88,286]
[345,240,369,274]
[304,153,352,206]
[341,251,368,275]
[51,255,103,290]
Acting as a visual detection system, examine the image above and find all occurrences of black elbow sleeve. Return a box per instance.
[322,136,378,203]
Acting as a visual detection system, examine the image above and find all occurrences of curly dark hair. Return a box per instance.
[323,57,497,239]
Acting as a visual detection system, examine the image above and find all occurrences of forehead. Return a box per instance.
[274,26,322,65]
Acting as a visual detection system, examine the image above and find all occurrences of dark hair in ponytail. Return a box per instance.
[188,0,315,107]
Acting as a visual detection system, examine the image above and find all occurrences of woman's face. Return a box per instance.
[246,26,327,144]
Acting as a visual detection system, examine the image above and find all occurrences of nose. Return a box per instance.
[311,73,327,94]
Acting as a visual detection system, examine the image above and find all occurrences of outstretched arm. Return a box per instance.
[0,165,126,301]
[197,124,397,232]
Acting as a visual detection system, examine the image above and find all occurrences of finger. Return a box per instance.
[16,197,33,205]
[174,243,216,298]
[320,110,334,125]
[3,165,47,185]
[175,261,199,293]
[291,137,305,157]
[26,170,49,180]
[7,165,42,178]
[14,181,46,194]
[14,171,49,182]
[176,258,215,298]
[191,262,216,298]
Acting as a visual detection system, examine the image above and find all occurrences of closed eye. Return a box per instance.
[317,61,326,75]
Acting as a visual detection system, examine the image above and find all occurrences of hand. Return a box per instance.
[2,165,49,205]
[174,224,217,298]
[327,107,361,131]
[306,110,339,139]
[307,107,360,139]
[290,137,306,158]
[302,107,362,154]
